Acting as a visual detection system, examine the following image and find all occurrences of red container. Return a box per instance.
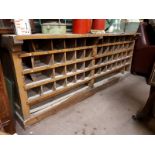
[92,19,106,30]
[73,19,92,34]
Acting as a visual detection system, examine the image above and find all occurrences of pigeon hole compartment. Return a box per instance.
[86,37,98,46]
[52,39,65,50]
[42,82,55,95]
[103,46,110,53]
[97,47,103,55]
[32,39,52,51]
[85,71,92,79]
[22,57,33,70]
[108,55,113,62]
[76,50,85,59]
[24,74,34,84]
[113,54,118,61]
[54,66,65,78]
[54,53,65,64]
[67,76,76,86]
[31,70,52,82]
[66,64,76,75]
[66,51,75,62]
[55,79,66,90]
[101,56,108,63]
[76,38,86,47]
[103,37,109,44]
[27,87,41,100]
[110,36,117,43]
[85,49,92,58]
[85,60,93,69]
[34,55,52,67]
[100,66,107,73]
[76,62,85,71]
[95,68,101,75]
[95,58,102,66]
[76,73,85,82]
[65,39,76,48]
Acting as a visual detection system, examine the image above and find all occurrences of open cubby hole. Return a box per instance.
[22,57,32,70]
[101,66,107,73]
[76,50,85,59]
[108,55,113,61]
[113,54,118,60]
[97,47,103,55]
[85,71,92,79]
[34,55,52,67]
[76,62,85,71]
[109,36,116,43]
[95,58,102,65]
[42,83,55,94]
[119,36,125,42]
[54,66,65,78]
[86,37,98,46]
[85,49,92,57]
[66,64,75,75]
[117,61,122,67]
[128,50,133,56]
[76,73,84,81]
[52,39,65,50]
[103,37,109,44]
[109,45,114,51]
[76,38,86,47]
[102,57,108,63]
[54,53,65,64]
[55,79,66,90]
[123,52,127,57]
[97,38,103,45]
[32,39,52,51]
[27,87,41,99]
[85,60,92,69]
[129,42,134,48]
[67,76,76,86]
[31,70,53,82]
[24,74,34,84]
[65,39,76,48]
[104,46,110,52]
[95,68,101,75]
[117,53,122,59]
[66,51,75,62]
[107,64,113,71]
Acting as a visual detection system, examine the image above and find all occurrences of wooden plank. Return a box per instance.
[14,33,138,41]
[11,52,30,119]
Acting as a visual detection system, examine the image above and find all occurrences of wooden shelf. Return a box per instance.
[1,33,137,127]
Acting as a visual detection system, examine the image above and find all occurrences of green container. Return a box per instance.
[41,22,66,34]
[124,22,140,33]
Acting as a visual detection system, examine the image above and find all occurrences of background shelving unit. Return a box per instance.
[0,33,136,127]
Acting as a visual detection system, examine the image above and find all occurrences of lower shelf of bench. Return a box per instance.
[15,70,130,128]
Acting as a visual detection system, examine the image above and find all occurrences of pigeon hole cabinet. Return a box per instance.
[0,33,136,127]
